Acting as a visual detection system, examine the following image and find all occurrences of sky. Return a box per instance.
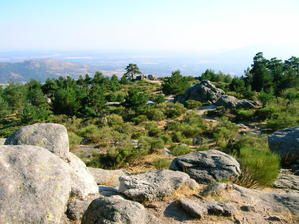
[1,0,299,57]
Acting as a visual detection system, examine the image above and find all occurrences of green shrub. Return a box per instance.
[78,124,100,143]
[184,100,202,109]
[254,106,276,121]
[213,118,239,149]
[165,103,186,118]
[68,131,82,148]
[146,108,165,121]
[266,112,299,131]
[132,115,148,124]
[237,147,280,187]
[170,144,192,156]
[152,158,171,169]
[235,109,255,122]
[105,114,124,126]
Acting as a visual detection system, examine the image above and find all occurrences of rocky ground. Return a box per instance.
[0,123,298,223]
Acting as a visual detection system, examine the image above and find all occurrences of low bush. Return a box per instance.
[237,147,280,187]
[170,144,192,156]
[184,100,202,109]
[235,109,255,122]
[152,158,171,169]
[68,131,82,148]
[213,118,239,149]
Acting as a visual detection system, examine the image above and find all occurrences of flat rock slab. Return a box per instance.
[170,150,241,184]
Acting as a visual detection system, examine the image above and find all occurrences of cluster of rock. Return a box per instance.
[1,123,299,223]
[182,80,260,109]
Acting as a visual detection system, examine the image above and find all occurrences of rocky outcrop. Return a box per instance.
[268,126,299,165]
[5,123,69,160]
[118,170,198,202]
[170,150,241,184]
[0,145,71,224]
[82,196,152,224]
[88,167,127,187]
[183,80,225,103]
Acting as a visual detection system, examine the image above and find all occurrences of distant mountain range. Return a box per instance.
[0,59,98,83]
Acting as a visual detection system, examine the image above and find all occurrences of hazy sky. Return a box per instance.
[1,0,299,56]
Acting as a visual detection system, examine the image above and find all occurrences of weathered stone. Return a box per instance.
[5,123,69,160]
[67,153,99,199]
[268,126,299,165]
[0,145,71,224]
[82,196,149,224]
[183,80,225,103]
[66,197,96,222]
[179,198,207,218]
[170,150,241,184]
[274,169,299,192]
[119,170,198,202]
[88,167,127,187]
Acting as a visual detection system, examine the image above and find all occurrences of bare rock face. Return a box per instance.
[5,123,69,160]
[82,196,151,224]
[183,80,225,103]
[67,153,99,199]
[0,145,71,224]
[268,126,299,165]
[170,150,241,184]
[118,170,198,202]
[88,167,127,187]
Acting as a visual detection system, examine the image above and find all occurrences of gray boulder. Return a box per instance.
[183,80,225,103]
[268,126,299,165]
[0,145,71,224]
[5,123,69,160]
[66,197,97,222]
[215,95,239,109]
[119,170,198,202]
[170,150,241,184]
[88,167,127,187]
[82,196,149,224]
[67,153,99,199]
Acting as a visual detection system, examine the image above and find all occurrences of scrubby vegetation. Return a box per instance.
[0,52,298,188]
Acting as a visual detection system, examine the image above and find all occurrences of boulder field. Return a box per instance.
[0,123,299,223]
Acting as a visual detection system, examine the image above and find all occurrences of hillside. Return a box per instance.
[0,59,96,83]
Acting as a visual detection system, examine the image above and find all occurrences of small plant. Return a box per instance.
[152,158,171,169]
[170,144,192,156]
[184,100,202,109]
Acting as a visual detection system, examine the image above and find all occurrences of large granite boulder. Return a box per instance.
[67,153,99,199]
[118,170,198,202]
[88,167,127,187]
[5,123,69,160]
[0,145,71,223]
[5,123,98,199]
[170,150,241,184]
[274,169,299,192]
[82,196,150,224]
[268,126,299,165]
[183,80,225,103]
